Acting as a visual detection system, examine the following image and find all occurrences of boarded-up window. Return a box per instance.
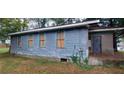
[28,35,33,48]
[40,33,45,47]
[57,31,64,48]
[17,36,22,48]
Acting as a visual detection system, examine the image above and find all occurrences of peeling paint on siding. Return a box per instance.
[10,29,88,59]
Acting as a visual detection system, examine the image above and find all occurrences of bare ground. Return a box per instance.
[0,53,124,74]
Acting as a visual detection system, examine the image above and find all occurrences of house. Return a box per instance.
[89,27,124,54]
[9,20,124,61]
[9,20,99,60]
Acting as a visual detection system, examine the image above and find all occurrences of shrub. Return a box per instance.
[70,55,93,70]
[70,54,79,64]
[80,64,94,70]
[70,46,93,70]
[83,58,88,65]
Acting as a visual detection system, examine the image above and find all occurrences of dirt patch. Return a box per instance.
[90,52,124,66]
[1,52,124,73]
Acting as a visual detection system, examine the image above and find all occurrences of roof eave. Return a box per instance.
[89,27,124,33]
[9,20,100,36]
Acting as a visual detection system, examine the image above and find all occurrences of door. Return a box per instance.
[92,35,102,54]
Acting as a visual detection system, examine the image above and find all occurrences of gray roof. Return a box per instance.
[9,20,99,36]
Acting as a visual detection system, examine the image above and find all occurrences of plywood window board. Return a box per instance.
[57,31,64,48]
[40,33,45,48]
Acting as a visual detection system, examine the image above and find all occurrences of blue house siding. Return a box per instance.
[10,28,88,59]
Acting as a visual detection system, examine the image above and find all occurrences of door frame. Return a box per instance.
[91,35,102,54]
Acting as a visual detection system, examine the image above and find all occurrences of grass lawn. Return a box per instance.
[0,48,9,54]
[0,48,124,74]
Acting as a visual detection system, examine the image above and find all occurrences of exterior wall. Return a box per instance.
[102,34,114,53]
[90,32,114,53]
[10,28,88,59]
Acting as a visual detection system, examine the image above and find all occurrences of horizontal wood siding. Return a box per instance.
[10,29,88,59]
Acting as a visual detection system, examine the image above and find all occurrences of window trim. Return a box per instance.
[28,35,33,48]
[17,36,22,48]
[39,33,46,48]
[56,31,64,48]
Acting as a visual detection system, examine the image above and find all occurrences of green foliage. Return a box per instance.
[51,18,65,25]
[115,18,124,27]
[0,18,28,40]
[70,45,93,70]
[83,58,88,65]
[28,18,85,29]
[81,64,94,70]
[70,56,93,71]
[70,51,93,70]
[0,48,9,54]
[88,18,124,27]
[70,54,79,64]
[29,18,48,28]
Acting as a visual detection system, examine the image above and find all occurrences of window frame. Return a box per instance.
[28,35,33,48]
[39,33,46,48]
[17,36,22,48]
[56,31,64,48]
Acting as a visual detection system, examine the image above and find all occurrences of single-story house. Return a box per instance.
[9,20,124,61]
[89,27,124,54]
